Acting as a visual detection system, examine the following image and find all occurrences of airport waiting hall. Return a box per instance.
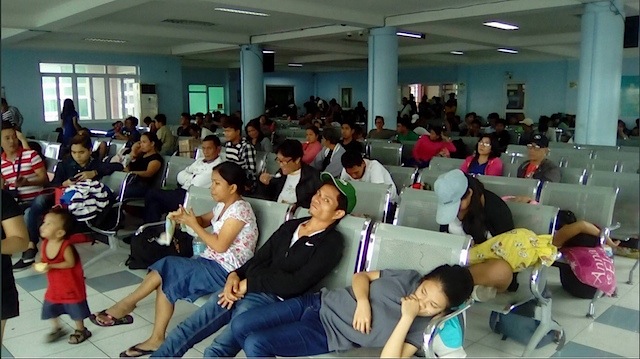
[1,0,639,358]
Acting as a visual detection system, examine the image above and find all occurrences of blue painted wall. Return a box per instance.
[316,70,368,109]
[0,48,183,136]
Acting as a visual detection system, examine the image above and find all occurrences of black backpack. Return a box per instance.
[489,300,563,349]
[125,226,193,269]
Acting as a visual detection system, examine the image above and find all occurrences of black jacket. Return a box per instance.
[517,158,561,183]
[256,163,322,209]
[235,217,344,299]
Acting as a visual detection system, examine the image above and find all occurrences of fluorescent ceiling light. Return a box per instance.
[84,38,127,43]
[483,21,519,30]
[450,51,464,55]
[288,63,303,67]
[214,7,269,17]
[497,48,518,54]
[396,31,425,39]
[262,50,275,54]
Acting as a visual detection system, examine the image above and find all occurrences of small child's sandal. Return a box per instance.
[46,327,68,343]
[68,328,92,344]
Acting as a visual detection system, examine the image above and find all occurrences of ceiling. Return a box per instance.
[2,0,638,71]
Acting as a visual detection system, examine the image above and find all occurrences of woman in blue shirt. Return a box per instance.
[60,99,80,147]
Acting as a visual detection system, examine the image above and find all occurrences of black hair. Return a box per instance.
[1,98,7,106]
[195,112,204,118]
[46,207,77,239]
[305,125,320,137]
[154,114,167,125]
[277,139,304,160]
[322,127,341,145]
[181,112,191,119]
[470,119,481,127]
[461,174,488,244]
[141,132,162,152]
[1,120,15,130]
[495,118,506,127]
[321,179,348,213]
[61,99,76,117]
[472,135,501,160]
[421,265,474,310]
[222,116,243,131]
[125,116,139,126]
[143,116,153,125]
[538,116,550,133]
[212,161,246,195]
[374,116,385,124]
[465,112,476,119]
[245,120,265,143]
[397,117,412,129]
[429,125,444,141]
[341,150,364,169]
[202,135,221,147]
[341,121,355,130]
[70,134,93,150]
[487,112,500,121]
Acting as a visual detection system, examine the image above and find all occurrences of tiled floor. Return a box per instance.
[2,241,639,358]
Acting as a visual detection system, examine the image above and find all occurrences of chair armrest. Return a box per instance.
[135,221,165,236]
[423,299,474,358]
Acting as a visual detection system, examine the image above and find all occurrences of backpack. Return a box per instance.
[125,226,193,269]
[489,300,562,349]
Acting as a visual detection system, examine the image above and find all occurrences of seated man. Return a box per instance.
[148,175,357,358]
[255,139,322,209]
[115,116,141,148]
[222,116,257,184]
[367,116,396,140]
[143,135,222,223]
[341,121,364,154]
[311,127,345,178]
[395,117,420,143]
[154,114,177,156]
[340,150,398,203]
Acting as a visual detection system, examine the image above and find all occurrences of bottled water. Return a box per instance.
[192,237,206,257]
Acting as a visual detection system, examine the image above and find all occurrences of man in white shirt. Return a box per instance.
[143,135,222,223]
[339,150,398,203]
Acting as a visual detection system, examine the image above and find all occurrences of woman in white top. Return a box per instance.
[90,162,259,357]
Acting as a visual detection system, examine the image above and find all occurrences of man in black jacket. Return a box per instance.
[150,174,357,358]
[255,139,322,209]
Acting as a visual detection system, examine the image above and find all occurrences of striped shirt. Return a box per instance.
[224,139,257,177]
[1,149,45,201]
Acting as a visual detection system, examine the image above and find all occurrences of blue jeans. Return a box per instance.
[150,292,280,358]
[143,188,186,223]
[24,193,54,247]
[231,293,329,358]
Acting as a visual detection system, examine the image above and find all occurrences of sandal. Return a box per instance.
[68,328,92,344]
[89,310,134,327]
[46,327,68,343]
[119,344,156,357]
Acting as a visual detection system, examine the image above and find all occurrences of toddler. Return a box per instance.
[35,207,92,344]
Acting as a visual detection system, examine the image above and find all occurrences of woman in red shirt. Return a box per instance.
[411,126,456,168]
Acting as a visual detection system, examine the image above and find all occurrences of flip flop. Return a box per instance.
[89,310,134,327]
[119,344,156,358]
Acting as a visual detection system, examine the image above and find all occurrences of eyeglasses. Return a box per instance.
[478,142,491,147]
[275,157,293,165]
[526,144,543,150]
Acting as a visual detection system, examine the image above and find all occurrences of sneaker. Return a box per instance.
[13,248,37,272]
[471,285,497,302]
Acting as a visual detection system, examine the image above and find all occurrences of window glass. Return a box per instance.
[39,63,73,73]
[75,64,106,74]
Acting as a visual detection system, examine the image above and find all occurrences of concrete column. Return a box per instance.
[367,27,398,129]
[575,0,625,145]
[240,44,264,123]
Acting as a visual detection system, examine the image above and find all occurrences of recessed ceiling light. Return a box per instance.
[483,21,519,30]
[497,48,518,54]
[214,7,269,17]
[396,31,425,39]
[288,63,303,67]
[262,50,275,54]
[84,38,127,44]
[450,51,464,55]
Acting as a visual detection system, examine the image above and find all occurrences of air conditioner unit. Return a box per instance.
[135,83,158,121]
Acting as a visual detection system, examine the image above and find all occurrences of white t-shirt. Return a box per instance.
[340,159,398,203]
[276,169,301,204]
[200,199,258,272]
[177,157,222,190]
[289,221,325,247]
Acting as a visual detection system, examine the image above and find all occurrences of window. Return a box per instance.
[188,84,225,114]
[39,63,139,122]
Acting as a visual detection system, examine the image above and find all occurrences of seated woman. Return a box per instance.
[230,264,473,358]
[246,120,273,153]
[122,132,164,198]
[89,162,259,357]
[434,169,515,300]
[256,139,322,209]
[411,126,456,168]
[302,125,323,165]
[460,135,504,176]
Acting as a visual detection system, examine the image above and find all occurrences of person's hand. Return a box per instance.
[16,131,27,143]
[218,273,243,309]
[400,295,421,319]
[259,172,272,185]
[14,177,29,187]
[122,167,130,173]
[352,300,372,334]
[62,179,75,187]
[173,205,198,228]
[74,171,96,181]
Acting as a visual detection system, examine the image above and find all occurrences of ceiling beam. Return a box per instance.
[270,40,368,56]
[399,42,492,56]
[197,0,382,27]
[386,0,580,27]
[252,25,362,44]
[508,32,581,47]
[290,53,367,64]
[172,42,238,55]
[527,45,581,58]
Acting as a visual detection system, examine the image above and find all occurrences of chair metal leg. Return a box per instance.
[523,299,562,357]
[82,234,120,270]
[586,290,604,319]
[628,259,639,285]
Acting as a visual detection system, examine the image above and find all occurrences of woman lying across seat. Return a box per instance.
[230,264,473,358]
[89,162,259,358]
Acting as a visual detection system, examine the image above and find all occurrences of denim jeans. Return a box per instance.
[24,193,54,247]
[231,293,329,358]
[150,291,280,358]
[143,188,186,223]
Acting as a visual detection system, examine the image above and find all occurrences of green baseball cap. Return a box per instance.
[320,172,357,214]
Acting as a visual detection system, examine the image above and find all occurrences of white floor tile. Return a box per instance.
[3,322,77,357]
[464,342,513,357]
[615,286,640,310]
[479,331,560,357]
[2,307,52,340]
[463,310,492,342]
[572,322,640,358]
[91,323,155,358]
[15,286,43,312]
[48,341,107,358]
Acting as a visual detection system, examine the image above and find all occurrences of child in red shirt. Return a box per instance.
[35,207,91,344]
